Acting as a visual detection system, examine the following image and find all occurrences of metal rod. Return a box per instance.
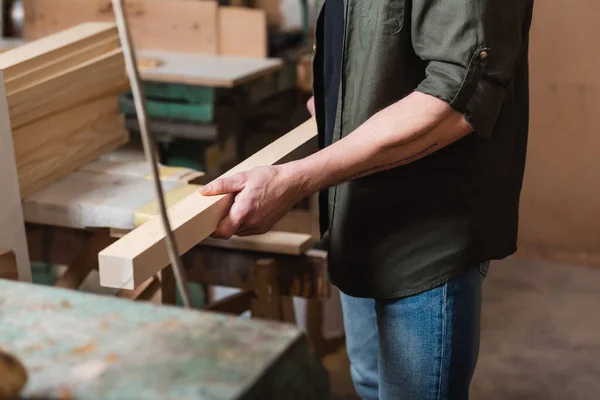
[111,0,192,308]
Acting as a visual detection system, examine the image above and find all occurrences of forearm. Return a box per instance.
[289,92,473,195]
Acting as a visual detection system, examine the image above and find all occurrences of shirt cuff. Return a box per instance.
[415,47,506,138]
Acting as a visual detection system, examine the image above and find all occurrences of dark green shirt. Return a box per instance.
[313,0,535,299]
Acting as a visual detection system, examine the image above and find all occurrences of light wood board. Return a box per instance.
[5,35,121,94]
[98,118,318,290]
[0,22,117,80]
[21,0,219,54]
[219,6,268,58]
[1,24,130,198]
[23,170,184,230]
[201,231,313,256]
[23,159,197,230]
[16,103,128,198]
[7,48,128,128]
[0,77,31,281]
[137,50,282,88]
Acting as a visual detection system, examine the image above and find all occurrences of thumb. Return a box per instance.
[306,96,315,117]
[199,173,246,196]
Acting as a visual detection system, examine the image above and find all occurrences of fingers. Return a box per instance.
[211,197,251,239]
[200,173,246,196]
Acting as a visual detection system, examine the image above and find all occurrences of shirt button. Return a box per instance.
[479,50,489,60]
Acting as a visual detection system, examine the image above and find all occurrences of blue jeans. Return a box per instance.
[340,262,489,400]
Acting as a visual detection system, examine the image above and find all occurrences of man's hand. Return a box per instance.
[199,165,308,239]
[307,96,315,117]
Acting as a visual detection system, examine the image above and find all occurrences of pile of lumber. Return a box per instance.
[22,0,268,58]
[0,22,129,198]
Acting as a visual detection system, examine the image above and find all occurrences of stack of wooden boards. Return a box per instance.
[22,0,268,58]
[0,22,129,198]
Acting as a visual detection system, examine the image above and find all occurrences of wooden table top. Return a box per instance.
[137,50,283,88]
[0,280,328,399]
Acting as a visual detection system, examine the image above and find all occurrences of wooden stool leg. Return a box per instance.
[159,266,177,305]
[54,229,113,290]
[0,251,18,281]
[118,275,161,301]
[251,259,284,320]
[281,296,296,324]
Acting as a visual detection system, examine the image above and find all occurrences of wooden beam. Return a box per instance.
[99,118,317,290]
[5,35,121,94]
[0,77,31,281]
[99,119,317,289]
[117,275,159,301]
[0,22,117,80]
[1,24,129,199]
[185,248,329,300]
[204,290,254,315]
[7,48,127,126]
[201,231,313,256]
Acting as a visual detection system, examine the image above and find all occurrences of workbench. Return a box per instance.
[19,151,339,354]
[0,279,329,399]
[0,35,340,358]
[126,50,301,177]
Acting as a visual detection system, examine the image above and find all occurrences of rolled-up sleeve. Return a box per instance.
[412,0,529,137]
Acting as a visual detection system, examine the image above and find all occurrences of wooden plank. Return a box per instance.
[134,185,202,227]
[13,95,119,159]
[138,50,282,88]
[17,109,128,198]
[7,48,127,127]
[23,170,185,230]
[0,24,130,200]
[0,77,31,281]
[184,248,330,300]
[204,290,254,315]
[99,118,318,290]
[0,22,117,79]
[5,35,121,94]
[117,275,159,301]
[22,0,219,54]
[219,7,267,58]
[201,231,313,256]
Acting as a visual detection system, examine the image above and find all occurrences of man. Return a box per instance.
[200,0,534,398]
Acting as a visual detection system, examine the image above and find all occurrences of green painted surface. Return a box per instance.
[119,94,214,123]
[0,281,329,399]
[142,82,215,104]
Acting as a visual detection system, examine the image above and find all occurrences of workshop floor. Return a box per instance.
[324,255,600,399]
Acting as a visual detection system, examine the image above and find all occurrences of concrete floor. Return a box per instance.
[323,256,600,399]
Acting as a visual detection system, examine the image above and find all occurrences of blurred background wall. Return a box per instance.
[518,0,600,266]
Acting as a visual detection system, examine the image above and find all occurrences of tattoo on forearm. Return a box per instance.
[342,143,440,183]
